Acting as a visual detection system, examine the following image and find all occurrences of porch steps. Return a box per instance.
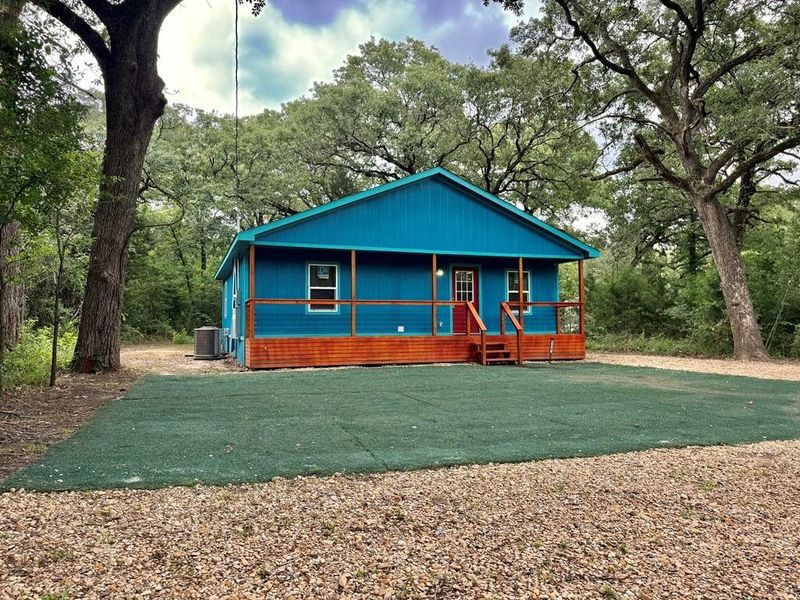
[474,341,516,365]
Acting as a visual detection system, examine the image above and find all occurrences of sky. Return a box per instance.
[158,0,538,116]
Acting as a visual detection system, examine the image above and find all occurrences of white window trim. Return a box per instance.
[505,269,532,315]
[231,258,240,338]
[307,262,339,313]
[223,279,228,319]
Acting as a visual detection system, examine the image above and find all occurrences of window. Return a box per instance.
[454,270,475,303]
[308,263,338,312]
[231,259,239,337]
[223,280,228,319]
[506,270,531,314]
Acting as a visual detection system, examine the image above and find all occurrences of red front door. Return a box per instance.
[452,268,479,334]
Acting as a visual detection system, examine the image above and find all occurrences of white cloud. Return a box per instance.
[158,1,237,114]
[158,0,426,116]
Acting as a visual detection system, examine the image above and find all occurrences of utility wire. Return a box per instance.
[234,0,241,230]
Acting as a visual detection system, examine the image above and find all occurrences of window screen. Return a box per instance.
[308,264,338,312]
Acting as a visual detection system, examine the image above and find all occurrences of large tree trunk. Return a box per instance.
[71,9,168,372]
[694,195,768,360]
[732,165,756,250]
[0,2,27,354]
[0,221,23,350]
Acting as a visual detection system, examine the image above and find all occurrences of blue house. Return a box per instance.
[215,167,599,369]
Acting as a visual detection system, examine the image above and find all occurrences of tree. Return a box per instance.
[283,38,600,224]
[0,3,86,395]
[0,0,29,353]
[459,47,599,221]
[283,39,469,184]
[47,153,96,386]
[27,0,264,372]
[499,0,800,359]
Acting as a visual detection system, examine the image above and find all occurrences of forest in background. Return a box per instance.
[3,1,800,387]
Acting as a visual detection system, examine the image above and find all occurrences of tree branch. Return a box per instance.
[712,135,800,195]
[693,45,773,100]
[29,0,111,74]
[80,0,114,26]
[588,157,646,180]
[633,132,692,192]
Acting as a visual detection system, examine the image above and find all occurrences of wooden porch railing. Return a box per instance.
[245,297,487,336]
[245,298,580,366]
[246,297,488,365]
[499,300,585,365]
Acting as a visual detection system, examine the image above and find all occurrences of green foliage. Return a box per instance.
[172,331,192,345]
[121,38,603,341]
[2,322,75,387]
[587,333,714,357]
[0,18,87,230]
[588,265,674,337]
[586,195,800,357]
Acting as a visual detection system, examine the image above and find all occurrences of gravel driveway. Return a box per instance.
[2,440,799,598]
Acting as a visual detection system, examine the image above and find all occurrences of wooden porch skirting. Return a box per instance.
[245,334,585,369]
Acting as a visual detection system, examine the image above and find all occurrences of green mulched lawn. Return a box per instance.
[4,363,800,491]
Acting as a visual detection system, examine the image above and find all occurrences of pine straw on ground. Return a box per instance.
[2,440,799,599]
[587,352,800,381]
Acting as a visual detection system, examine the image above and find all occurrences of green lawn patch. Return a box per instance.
[4,363,799,491]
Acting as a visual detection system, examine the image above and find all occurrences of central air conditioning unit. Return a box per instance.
[193,326,221,360]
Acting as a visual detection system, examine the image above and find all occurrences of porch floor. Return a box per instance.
[246,333,585,369]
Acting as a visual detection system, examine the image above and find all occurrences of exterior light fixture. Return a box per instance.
[436,268,445,277]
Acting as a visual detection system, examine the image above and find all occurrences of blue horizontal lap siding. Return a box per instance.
[255,177,583,259]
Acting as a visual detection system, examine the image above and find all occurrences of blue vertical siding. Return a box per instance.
[232,254,250,364]
[253,248,352,337]
[220,274,232,347]
[255,177,583,259]
[248,247,559,340]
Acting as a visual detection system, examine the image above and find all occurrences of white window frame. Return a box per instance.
[223,279,228,320]
[231,258,240,337]
[307,262,339,313]
[505,269,532,315]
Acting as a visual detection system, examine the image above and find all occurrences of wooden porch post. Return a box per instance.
[350,250,357,336]
[249,245,255,301]
[517,256,524,332]
[578,259,585,334]
[431,254,438,336]
[247,245,255,366]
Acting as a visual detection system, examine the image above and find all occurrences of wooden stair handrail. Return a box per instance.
[500,302,523,366]
[465,301,487,366]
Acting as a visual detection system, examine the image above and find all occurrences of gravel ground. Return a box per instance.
[121,344,241,375]
[588,352,800,381]
[2,440,799,599]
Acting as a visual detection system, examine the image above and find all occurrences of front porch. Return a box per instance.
[241,249,586,369]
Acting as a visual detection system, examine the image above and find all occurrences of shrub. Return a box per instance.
[2,321,77,387]
[172,330,193,345]
[120,324,146,344]
[790,326,800,359]
[588,266,677,337]
[586,332,719,357]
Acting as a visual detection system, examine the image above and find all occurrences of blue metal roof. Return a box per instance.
[215,167,600,279]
